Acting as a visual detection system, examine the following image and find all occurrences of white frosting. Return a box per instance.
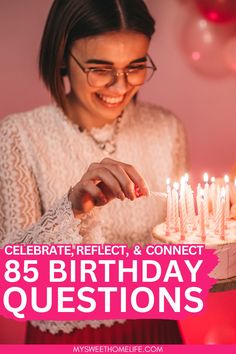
[152,218,236,280]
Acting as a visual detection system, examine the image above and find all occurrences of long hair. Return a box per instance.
[39,0,155,109]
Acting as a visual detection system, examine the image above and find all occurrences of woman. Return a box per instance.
[0,0,187,344]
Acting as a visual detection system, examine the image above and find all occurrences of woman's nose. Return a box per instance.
[108,72,129,94]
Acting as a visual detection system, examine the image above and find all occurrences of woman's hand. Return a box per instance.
[68,157,150,217]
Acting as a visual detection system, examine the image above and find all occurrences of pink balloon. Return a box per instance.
[196,0,236,23]
[181,14,234,77]
[224,36,236,72]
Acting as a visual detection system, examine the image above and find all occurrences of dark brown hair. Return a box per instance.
[39,0,155,110]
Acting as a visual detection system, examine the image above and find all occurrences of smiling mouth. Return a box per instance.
[96,93,125,105]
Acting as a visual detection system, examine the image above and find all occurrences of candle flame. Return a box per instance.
[184,173,189,183]
[211,177,215,183]
[180,176,186,185]
[224,175,229,184]
[235,178,236,187]
[166,177,170,185]
[203,172,209,183]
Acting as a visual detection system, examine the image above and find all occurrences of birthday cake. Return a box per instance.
[152,175,236,282]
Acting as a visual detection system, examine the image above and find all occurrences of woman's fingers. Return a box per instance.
[119,162,150,197]
[69,158,150,217]
[99,163,137,200]
[70,181,108,214]
[82,167,126,200]
[87,162,141,200]
[100,158,150,197]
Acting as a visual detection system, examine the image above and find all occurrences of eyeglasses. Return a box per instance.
[69,52,157,88]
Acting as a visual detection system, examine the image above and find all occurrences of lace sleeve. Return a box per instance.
[172,117,188,179]
[0,118,82,245]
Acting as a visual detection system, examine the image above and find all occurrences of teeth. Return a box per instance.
[97,93,124,104]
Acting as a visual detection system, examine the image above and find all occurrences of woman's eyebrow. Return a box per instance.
[129,56,147,64]
[85,56,147,65]
[86,59,113,65]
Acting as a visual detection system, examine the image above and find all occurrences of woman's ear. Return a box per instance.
[62,74,71,94]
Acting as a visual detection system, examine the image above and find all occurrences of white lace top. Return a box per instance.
[0,101,187,334]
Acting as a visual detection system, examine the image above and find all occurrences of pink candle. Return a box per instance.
[172,182,179,232]
[171,189,175,226]
[166,179,172,236]
[224,175,230,220]
[229,178,236,207]
[184,173,189,208]
[179,192,187,241]
[184,173,189,183]
[215,186,221,234]
[197,183,201,199]
[203,172,209,226]
[180,176,187,225]
[219,188,226,240]
[210,177,216,220]
[197,188,206,241]
[187,185,196,229]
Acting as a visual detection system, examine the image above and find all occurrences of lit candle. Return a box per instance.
[215,186,224,235]
[230,178,236,207]
[219,188,226,240]
[166,177,171,191]
[166,178,172,236]
[172,182,179,232]
[203,172,209,184]
[210,177,216,220]
[200,190,206,241]
[196,184,201,220]
[184,173,189,185]
[197,188,206,241]
[203,172,209,226]
[180,175,187,215]
[184,174,190,211]
[186,185,196,229]
[171,184,175,227]
[197,183,201,199]
[224,175,230,220]
[180,176,186,189]
[215,186,221,234]
[179,191,187,241]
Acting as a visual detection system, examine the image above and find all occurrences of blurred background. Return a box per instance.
[0,0,236,344]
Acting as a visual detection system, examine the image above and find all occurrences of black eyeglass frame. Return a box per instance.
[69,52,157,87]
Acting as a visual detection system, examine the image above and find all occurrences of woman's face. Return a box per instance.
[67,31,150,128]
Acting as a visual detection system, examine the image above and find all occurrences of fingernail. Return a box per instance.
[128,192,135,200]
[142,186,150,197]
[101,197,108,204]
[96,196,107,206]
[135,185,142,197]
[118,192,125,200]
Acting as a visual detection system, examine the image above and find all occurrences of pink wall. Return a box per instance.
[0,0,235,345]
[143,0,236,181]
